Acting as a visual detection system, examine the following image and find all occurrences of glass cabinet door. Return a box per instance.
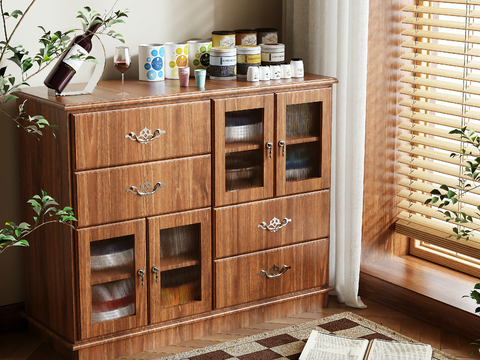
[148,208,211,323]
[276,88,332,196]
[77,219,147,340]
[214,95,274,206]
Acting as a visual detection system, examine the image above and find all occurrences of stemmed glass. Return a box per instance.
[114,46,131,95]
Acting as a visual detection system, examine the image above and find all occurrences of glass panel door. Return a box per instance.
[148,209,211,323]
[276,89,332,196]
[214,95,274,206]
[77,219,147,340]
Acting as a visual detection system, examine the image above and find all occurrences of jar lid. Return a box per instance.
[212,30,235,35]
[235,29,256,34]
[210,47,237,56]
[260,43,285,52]
[255,28,278,33]
[187,39,212,44]
[164,42,187,46]
[236,45,261,54]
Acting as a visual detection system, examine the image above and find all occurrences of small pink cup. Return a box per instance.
[178,67,190,87]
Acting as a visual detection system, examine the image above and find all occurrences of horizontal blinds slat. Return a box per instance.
[397,144,463,166]
[425,0,480,5]
[402,40,480,58]
[398,177,480,208]
[402,28,480,45]
[399,98,480,121]
[402,5,480,19]
[396,216,480,260]
[398,110,480,133]
[398,132,460,153]
[403,16,480,32]
[401,76,480,96]
[397,167,480,196]
[397,199,480,230]
[400,88,480,108]
[398,155,476,181]
[401,64,480,84]
[401,53,480,71]
[399,121,467,142]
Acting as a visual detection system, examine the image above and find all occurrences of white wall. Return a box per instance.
[0,0,282,307]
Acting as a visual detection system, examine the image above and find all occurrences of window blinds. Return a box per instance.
[398,0,480,260]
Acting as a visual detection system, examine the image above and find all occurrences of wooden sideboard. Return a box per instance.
[17,74,337,360]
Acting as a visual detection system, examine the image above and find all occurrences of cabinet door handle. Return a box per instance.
[152,266,159,283]
[265,142,273,158]
[278,140,286,157]
[258,264,291,279]
[258,217,292,232]
[137,269,145,286]
[125,127,165,144]
[127,181,166,197]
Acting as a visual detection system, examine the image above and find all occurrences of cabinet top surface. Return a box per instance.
[18,73,337,112]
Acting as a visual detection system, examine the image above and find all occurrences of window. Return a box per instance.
[397,0,480,277]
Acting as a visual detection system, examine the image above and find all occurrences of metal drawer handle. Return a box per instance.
[126,181,166,197]
[266,142,273,158]
[258,264,291,279]
[137,269,145,286]
[125,127,165,144]
[152,266,159,283]
[278,140,286,157]
[258,217,292,232]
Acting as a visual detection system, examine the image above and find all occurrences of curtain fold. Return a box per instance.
[283,0,369,308]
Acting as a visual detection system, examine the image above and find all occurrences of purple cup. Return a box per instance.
[178,67,190,87]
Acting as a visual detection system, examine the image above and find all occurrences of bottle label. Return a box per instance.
[261,52,285,62]
[63,44,88,73]
[210,56,236,66]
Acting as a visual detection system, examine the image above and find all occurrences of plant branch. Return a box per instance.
[0,1,8,42]
[0,0,36,64]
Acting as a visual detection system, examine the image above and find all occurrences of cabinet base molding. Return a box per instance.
[26,287,332,360]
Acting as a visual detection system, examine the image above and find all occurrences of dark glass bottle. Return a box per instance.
[44,18,103,93]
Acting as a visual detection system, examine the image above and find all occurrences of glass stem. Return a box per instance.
[121,73,125,93]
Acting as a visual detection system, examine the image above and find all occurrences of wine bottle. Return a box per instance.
[44,17,103,93]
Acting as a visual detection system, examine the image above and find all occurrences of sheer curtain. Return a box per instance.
[283,0,369,308]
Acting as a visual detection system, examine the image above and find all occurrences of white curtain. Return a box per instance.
[283,0,369,308]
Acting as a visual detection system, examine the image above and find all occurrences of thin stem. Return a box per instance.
[121,72,124,93]
[0,1,8,41]
[0,0,36,64]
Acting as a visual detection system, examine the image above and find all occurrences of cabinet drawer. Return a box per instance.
[73,101,211,170]
[215,191,329,258]
[215,239,329,308]
[75,155,211,227]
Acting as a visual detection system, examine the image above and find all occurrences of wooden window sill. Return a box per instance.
[360,255,480,340]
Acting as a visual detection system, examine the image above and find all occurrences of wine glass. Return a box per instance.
[114,46,131,95]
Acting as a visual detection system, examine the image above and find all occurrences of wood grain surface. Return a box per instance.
[214,191,330,258]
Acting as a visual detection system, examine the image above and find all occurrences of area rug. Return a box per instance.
[156,312,458,360]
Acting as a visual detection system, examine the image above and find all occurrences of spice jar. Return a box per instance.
[212,31,236,47]
[235,29,257,45]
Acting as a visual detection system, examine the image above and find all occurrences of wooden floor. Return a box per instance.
[1,296,478,360]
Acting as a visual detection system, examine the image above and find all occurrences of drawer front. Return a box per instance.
[215,191,329,258]
[75,155,211,227]
[74,101,211,170]
[215,239,329,309]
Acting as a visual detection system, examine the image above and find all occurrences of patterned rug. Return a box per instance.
[156,312,458,360]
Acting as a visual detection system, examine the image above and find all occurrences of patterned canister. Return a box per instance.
[236,45,261,78]
[164,42,189,79]
[260,43,285,66]
[235,29,257,45]
[212,31,236,47]
[187,40,212,76]
[138,43,165,81]
[256,28,278,44]
[210,47,236,80]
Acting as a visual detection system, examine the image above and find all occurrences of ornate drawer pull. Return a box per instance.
[258,264,291,279]
[278,140,286,157]
[126,181,166,197]
[266,142,273,158]
[125,127,165,144]
[258,217,291,232]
